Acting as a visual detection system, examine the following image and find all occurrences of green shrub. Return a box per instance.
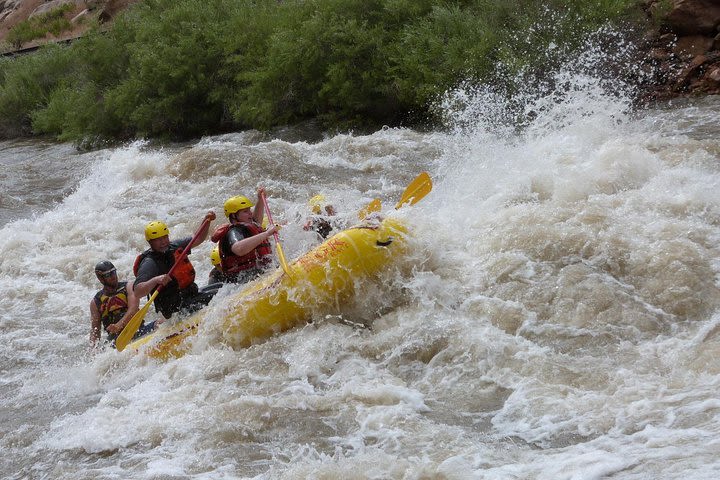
[0,45,74,137]
[389,3,500,110]
[229,0,400,128]
[101,0,237,138]
[0,0,648,145]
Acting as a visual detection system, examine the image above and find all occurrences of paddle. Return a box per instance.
[358,198,382,219]
[260,190,292,277]
[357,173,431,219]
[115,217,211,352]
[395,171,432,209]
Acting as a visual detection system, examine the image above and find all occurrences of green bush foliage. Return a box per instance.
[0,0,644,145]
[0,44,74,137]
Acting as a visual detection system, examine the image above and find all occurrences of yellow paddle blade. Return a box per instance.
[115,290,159,352]
[275,240,292,277]
[358,198,382,219]
[395,171,432,209]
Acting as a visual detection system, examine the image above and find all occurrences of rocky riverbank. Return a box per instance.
[639,0,720,100]
[0,0,137,52]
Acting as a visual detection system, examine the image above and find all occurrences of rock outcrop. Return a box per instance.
[0,0,138,51]
[640,0,720,100]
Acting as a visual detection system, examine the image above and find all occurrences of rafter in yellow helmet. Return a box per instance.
[309,194,326,214]
[145,221,169,241]
[210,245,221,267]
[224,195,254,218]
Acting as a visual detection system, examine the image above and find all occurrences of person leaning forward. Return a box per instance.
[90,260,154,348]
[133,212,216,319]
[211,187,279,284]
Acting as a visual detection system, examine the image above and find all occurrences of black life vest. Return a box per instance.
[93,282,128,331]
[133,244,199,318]
[133,245,196,290]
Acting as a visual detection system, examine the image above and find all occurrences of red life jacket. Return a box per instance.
[133,245,196,290]
[212,222,272,275]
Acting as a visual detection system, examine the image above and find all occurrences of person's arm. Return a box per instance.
[253,187,266,226]
[190,211,216,249]
[133,258,171,298]
[90,299,101,347]
[106,281,140,334]
[230,225,277,257]
[133,274,170,298]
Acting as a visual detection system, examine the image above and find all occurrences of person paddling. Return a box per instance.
[90,260,154,348]
[133,212,216,319]
[212,187,279,284]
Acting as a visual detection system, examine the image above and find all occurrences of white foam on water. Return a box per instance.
[3,38,720,479]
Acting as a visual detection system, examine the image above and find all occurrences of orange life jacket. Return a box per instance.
[212,222,272,275]
[133,245,196,290]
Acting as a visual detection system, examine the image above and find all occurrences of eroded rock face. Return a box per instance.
[640,0,720,100]
[1,1,140,48]
[30,0,82,18]
[665,0,720,36]
[0,0,24,11]
[0,0,24,22]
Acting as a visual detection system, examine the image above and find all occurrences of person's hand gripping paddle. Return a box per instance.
[259,190,292,277]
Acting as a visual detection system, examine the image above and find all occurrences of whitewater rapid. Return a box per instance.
[1,86,720,478]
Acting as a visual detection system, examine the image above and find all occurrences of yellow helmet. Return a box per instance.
[309,194,326,214]
[210,246,221,267]
[144,220,169,241]
[224,195,254,218]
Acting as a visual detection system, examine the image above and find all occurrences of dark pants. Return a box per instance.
[177,283,221,315]
[225,268,263,285]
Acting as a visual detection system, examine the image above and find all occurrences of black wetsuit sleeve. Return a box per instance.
[135,256,161,285]
[223,225,251,253]
[227,226,250,244]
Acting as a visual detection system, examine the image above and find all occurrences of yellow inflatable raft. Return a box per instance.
[126,217,408,359]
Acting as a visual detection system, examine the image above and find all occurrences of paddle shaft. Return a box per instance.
[259,191,291,276]
[158,218,211,284]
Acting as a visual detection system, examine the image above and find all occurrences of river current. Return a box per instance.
[1,76,720,479]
